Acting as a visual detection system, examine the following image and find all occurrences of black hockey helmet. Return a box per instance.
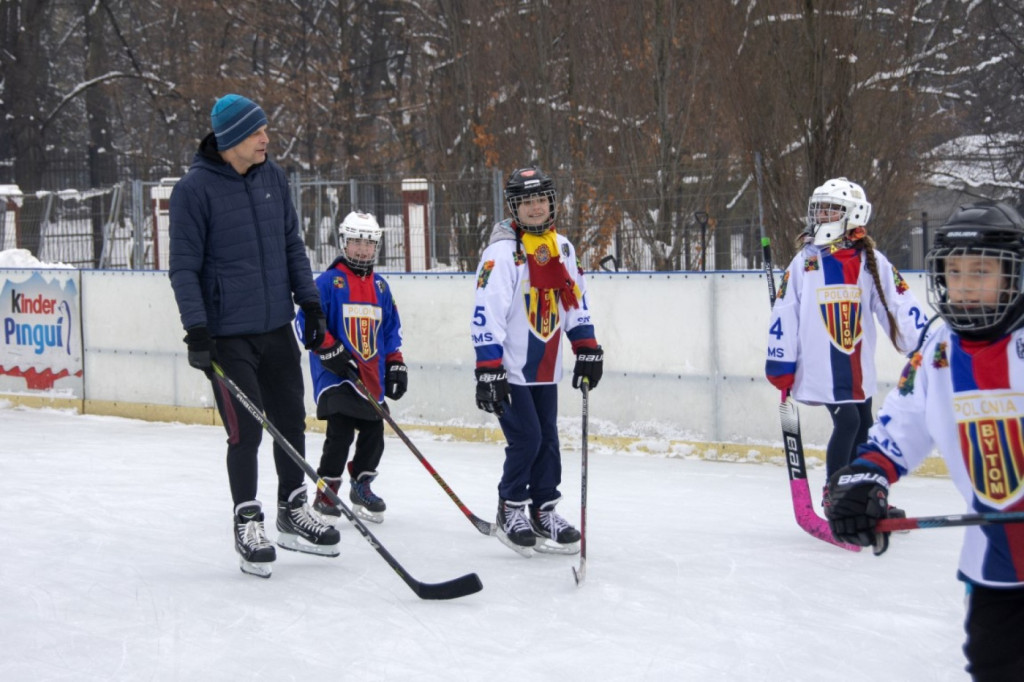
[926,201,1024,340]
[504,166,556,234]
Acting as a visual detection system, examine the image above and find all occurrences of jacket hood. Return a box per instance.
[488,218,518,246]
[192,131,267,177]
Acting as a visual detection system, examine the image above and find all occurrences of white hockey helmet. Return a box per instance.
[339,211,382,270]
[806,177,872,245]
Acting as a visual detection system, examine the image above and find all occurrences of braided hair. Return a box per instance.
[857,234,901,349]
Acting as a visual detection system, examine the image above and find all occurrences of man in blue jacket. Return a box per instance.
[169,94,340,578]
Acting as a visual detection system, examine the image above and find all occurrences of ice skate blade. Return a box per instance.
[239,558,272,578]
[352,504,384,524]
[496,531,535,557]
[276,533,341,557]
[534,538,580,555]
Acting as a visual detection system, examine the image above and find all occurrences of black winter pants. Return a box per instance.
[210,324,308,507]
[964,583,1024,681]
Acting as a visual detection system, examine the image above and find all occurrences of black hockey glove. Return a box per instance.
[183,326,216,376]
[826,461,892,556]
[300,301,328,351]
[318,342,359,380]
[572,345,604,390]
[385,361,408,400]
[475,366,510,417]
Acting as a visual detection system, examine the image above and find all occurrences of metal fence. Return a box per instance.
[0,173,930,273]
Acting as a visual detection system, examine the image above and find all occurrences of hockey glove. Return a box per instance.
[318,342,359,380]
[475,366,510,416]
[183,326,216,376]
[572,345,604,390]
[385,361,408,400]
[826,461,892,556]
[300,301,328,351]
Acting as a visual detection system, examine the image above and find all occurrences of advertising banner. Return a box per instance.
[0,269,83,394]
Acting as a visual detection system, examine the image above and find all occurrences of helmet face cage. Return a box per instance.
[806,178,872,245]
[504,167,557,234]
[927,245,1024,340]
[339,211,382,269]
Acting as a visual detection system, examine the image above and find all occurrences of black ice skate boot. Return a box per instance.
[276,488,341,557]
[235,501,276,578]
[496,498,536,557]
[312,476,343,520]
[529,497,581,555]
[348,463,386,524]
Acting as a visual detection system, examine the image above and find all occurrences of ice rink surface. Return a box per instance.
[1,404,971,681]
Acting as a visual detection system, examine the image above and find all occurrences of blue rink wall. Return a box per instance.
[0,268,942,472]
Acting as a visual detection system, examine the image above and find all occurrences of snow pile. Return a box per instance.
[0,248,73,269]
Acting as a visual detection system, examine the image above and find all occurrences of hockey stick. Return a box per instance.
[877,510,1024,533]
[572,378,589,586]
[755,152,859,552]
[210,362,483,600]
[350,376,496,536]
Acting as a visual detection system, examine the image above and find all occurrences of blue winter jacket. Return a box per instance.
[169,133,318,336]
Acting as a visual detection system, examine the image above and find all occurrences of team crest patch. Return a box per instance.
[804,257,819,272]
[332,276,347,289]
[342,302,383,360]
[534,244,552,266]
[957,407,1024,504]
[777,271,790,300]
[933,342,949,368]
[477,260,495,289]
[817,286,863,353]
[514,251,526,267]
[524,287,560,341]
[898,352,922,396]
[893,268,909,295]
[562,244,570,259]
[1017,337,1024,359]
[376,280,387,294]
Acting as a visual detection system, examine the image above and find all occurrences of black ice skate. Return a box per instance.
[312,476,343,521]
[348,463,386,524]
[234,501,276,578]
[530,498,581,555]
[496,498,536,557]
[276,488,341,557]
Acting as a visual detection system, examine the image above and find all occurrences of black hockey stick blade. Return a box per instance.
[210,362,483,600]
[414,572,485,600]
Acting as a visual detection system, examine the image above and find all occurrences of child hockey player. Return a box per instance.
[826,201,1024,681]
[295,211,407,524]
[765,177,926,511]
[471,166,603,557]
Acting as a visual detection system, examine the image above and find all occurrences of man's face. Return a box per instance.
[223,126,269,174]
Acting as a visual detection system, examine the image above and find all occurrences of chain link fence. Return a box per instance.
[0,170,931,273]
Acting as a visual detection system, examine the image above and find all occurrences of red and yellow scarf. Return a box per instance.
[520,227,582,311]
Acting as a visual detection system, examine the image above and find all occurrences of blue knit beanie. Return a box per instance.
[211,94,268,151]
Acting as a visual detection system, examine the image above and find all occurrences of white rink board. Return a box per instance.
[3,268,932,449]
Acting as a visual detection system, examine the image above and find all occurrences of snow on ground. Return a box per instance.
[0,403,970,681]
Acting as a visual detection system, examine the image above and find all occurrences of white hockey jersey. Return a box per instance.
[765,243,927,404]
[866,323,1024,587]
[471,220,596,385]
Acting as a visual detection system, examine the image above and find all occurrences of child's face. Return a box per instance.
[516,194,551,228]
[346,238,376,262]
[944,254,1007,307]
[813,203,844,224]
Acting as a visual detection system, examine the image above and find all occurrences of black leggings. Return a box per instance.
[824,399,873,479]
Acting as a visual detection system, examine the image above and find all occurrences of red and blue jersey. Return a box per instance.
[861,325,1024,586]
[765,243,925,404]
